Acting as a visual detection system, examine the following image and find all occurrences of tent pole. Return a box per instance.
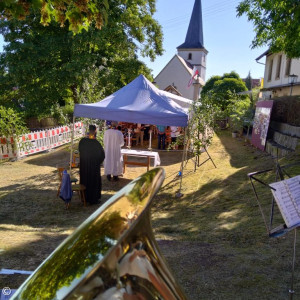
[69,115,75,175]
[128,129,131,149]
[148,129,152,150]
[176,126,189,198]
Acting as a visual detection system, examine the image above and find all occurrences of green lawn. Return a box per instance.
[0,130,299,299]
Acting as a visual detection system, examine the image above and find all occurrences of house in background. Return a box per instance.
[255,50,300,158]
[242,78,261,89]
[154,0,207,100]
[256,50,300,99]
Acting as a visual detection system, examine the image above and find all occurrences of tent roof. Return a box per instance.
[160,90,193,109]
[74,75,189,127]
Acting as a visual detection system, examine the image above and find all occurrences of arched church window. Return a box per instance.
[188,53,192,60]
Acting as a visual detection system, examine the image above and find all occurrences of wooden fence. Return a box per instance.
[0,122,85,160]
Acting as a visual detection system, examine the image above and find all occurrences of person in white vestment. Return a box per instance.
[104,122,125,181]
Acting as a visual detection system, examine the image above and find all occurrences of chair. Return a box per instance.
[71,184,87,207]
[57,167,86,207]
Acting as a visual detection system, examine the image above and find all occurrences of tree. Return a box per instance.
[244,71,252,91]
[237,0,300,58]
[0,1,163,120]
[201,71,248,111]
[0,106,27,137]
[188,94,220,157]
[0,106,28,156]
[0,0,109,32]
[227,95,252,133]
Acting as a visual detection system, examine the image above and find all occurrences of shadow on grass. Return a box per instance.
[0,170,131,228]
[1,131,298,298]
[150,131,300,299]
[0,232,69,289]
[24,145,72,168]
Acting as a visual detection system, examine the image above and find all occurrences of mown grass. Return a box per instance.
[0,131,299,299]
[152,131,300,299]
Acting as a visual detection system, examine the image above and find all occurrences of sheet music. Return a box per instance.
[270,175,300,228]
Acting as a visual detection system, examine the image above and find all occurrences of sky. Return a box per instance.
[139,0,267,80]
[0,0,267,80]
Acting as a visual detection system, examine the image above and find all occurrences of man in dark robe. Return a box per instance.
[79,125,105,205]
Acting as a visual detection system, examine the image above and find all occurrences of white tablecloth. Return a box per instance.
[121,149,161,167]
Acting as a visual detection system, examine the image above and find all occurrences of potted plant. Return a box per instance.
[230,117,242,138]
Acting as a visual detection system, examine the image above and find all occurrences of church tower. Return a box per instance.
[154,0,207,100]
[177,0,208,82]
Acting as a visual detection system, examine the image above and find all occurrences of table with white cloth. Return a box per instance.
[121,149,161,173]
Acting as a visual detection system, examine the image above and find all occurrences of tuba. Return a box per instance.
[12,167,187,299]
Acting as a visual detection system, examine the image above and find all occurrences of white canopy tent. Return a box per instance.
[71,74,191,196]
[160,90,193,110]
[73,74,190,127]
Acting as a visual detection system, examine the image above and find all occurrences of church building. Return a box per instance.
[154,0,208,100]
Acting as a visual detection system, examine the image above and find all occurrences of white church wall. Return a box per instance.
[177,49,207,81]
[177,49,206,66]
[155,56,195,100]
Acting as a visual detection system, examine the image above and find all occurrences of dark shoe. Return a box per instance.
[107,175,111,181]
[113,176,119,181]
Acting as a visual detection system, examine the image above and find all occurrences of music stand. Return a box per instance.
[185,142,217,172]
[248,161,300,299]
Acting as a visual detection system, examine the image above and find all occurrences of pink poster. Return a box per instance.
[251,100,274,151]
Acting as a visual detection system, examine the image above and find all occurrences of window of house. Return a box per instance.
[188,53,192,60]
[268,59,273,81]
[285,58,292,76]
[276,55,282,79]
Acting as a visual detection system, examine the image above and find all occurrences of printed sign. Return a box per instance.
[251,100,273,151]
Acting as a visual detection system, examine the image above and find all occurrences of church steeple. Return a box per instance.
[154,0,208,101]
[177,0,204,49]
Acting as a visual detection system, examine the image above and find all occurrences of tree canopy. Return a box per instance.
[0,0,163,120]
[0,0,109,32]
[237,0,300,58]
[201,71,248,111]
[244,71,252,91]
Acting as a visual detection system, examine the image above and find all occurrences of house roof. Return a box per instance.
[154,54,205,88]
[255,49,270,62]
[155,54,190,81]
[177,55,206,86]
[242,78,261,88]
[177,0,204,49]
[164,85,183,96]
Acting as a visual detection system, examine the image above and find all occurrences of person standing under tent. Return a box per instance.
[165,126,171,148]
[135,123,144,146]
[170,126,180,149]
[143,124,150,141]
[156,125,166,150]
[79,125,105,205]
[104,122,125,181]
